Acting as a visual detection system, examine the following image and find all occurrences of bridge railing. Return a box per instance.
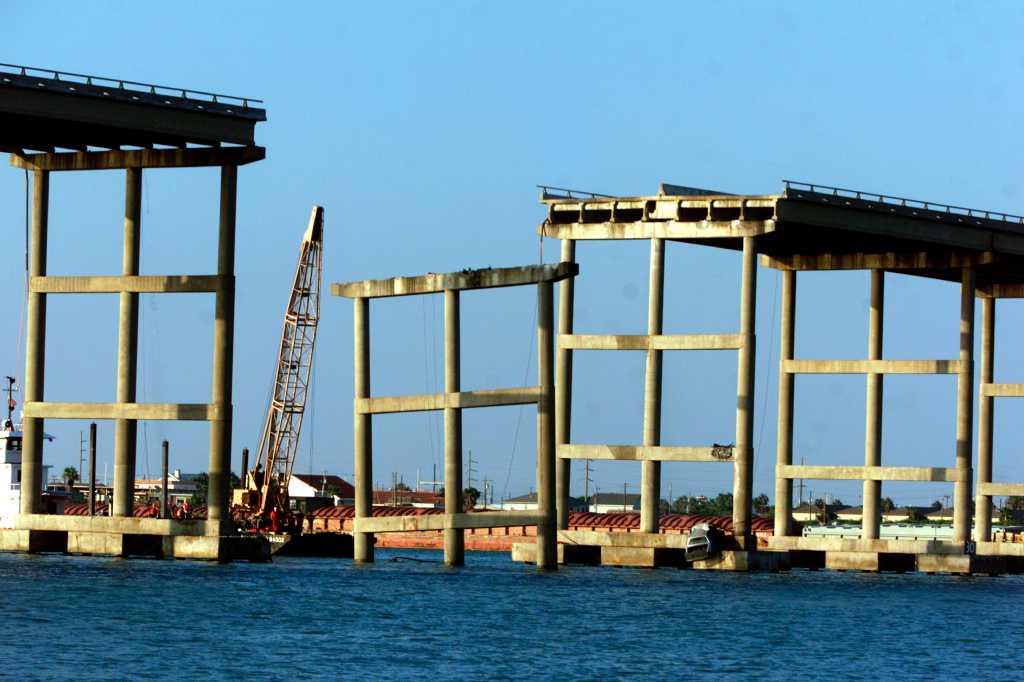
[783,179,1024,225]
[0,62,262,109]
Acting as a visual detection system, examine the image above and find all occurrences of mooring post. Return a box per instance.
[113,167,141,517]
[353,297,373,563]
[641,237,665,534]
[733,236,757,546]
[554,239,575,531]
[240,447,249,489]
[975,296,995,543]
[774,270,796,537]
[21,170,48,515]
[88,422,97,517]
[537,280,557,568]
[863,270,884,540]
[161,440,169,519]
[953,265,975,544]
[207,164,237,526]
[443,289,465,566]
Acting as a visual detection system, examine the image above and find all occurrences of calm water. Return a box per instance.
[2,549,1022,681]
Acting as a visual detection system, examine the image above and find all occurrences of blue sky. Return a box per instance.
[1,1,1022,507]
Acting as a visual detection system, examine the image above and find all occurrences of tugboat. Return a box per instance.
[0,376,55,527]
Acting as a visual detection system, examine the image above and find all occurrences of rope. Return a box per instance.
[16,170,28,381]
[755,269,780,497]
[502,298,537,502]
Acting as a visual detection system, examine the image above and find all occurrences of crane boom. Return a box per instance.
[252,205,324,516]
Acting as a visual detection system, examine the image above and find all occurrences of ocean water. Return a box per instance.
[2,549,1022,681]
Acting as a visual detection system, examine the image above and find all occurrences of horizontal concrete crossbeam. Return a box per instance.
[777,464,963,482]
[977,283,1024,299]
[558,529,688,549]
[332,262,577,299]
[783,359,961,374]
[981,383,1024,397]
[354,511,545,534]
[977,482,1024,497]
[558,444,735,462]
[357,386,541,415]
[30,274,226,294]
[10,146,265,171]
[559,333,742,351]
[539,220,774,241]
[24,401,225,421]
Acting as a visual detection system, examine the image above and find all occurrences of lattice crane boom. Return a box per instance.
[252,205,324,516]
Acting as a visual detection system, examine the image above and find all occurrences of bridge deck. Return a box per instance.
[0,63,265,152]
[540,181,1024,285]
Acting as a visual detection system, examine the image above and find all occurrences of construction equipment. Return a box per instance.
[233,206,324,524]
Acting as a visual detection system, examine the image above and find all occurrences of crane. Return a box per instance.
[235,205,324,522]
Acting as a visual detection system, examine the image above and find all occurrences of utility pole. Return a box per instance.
[623,481,628,512]
[798,456,805,516]
[583,459,592,510]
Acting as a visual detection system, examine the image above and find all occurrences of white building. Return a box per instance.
[589,492,640,513]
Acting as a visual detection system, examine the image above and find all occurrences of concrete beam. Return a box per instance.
[331,262,578,299]
[24,401,224,421]
[10,146,265,171]
[981,383,1024,397]
[356,386,541,415]
[558,444,734,462]
[762,251,997,271]
[777,464,962,482]
[355,511,545,534]
[538,220,773,241]
[977,482,1024,497]
[978,283,1024,298]
[559,333,742,351]
[30,274,225,294]
[783,359,960,374]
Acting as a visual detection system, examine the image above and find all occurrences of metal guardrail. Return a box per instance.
[537,184,613,199]
[0,62,262,109]
[783,179,1024,225]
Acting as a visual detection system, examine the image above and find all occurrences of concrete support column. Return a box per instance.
[207,165,236,525]
[953,265,975,544]
[113,167,141,517]
[773,270,796,537]
[353,297,373,563]
[640,238,665,534]
[443,289,464,566]
[88,422,97,517]
[536,281,557,568]
[732,236,757,545]
[862,270,884,540]
[161,440,170,520]
[554,239,575,530]
[975,296,995,543]
[20,170,48,515]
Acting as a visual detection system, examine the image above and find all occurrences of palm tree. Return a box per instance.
[62,466,79,488]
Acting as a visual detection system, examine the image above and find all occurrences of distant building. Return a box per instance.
[589,492,641,514]
[835,506,862,523]
[501,492,538,511]
[372,488,443,509]
[792,502,844,523]
[291,473,355,505]
[134,469,200,505]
